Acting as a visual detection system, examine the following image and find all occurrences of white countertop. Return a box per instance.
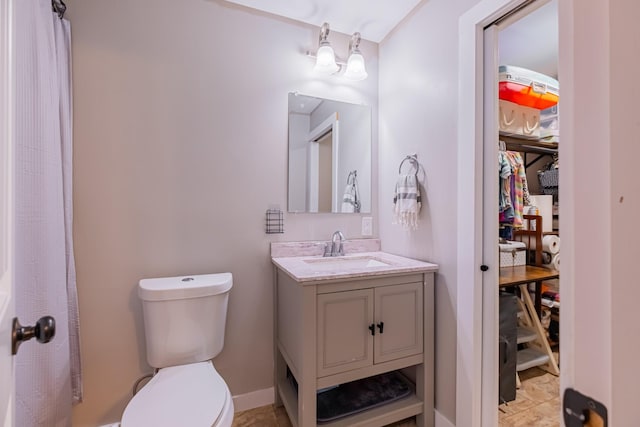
[272,250,439,283]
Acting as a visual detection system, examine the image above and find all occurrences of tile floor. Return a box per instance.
[232,367,559,427]
[232,404,292,427]
[498,367,560,427]
[231,404,417,427]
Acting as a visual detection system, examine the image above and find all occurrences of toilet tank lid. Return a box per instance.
[138,273,232,301]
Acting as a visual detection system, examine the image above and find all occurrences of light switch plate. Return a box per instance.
[361,217,373,236]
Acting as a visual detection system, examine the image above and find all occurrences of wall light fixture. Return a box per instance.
[308,22,368,81]
[313,22,340,75]
[343,32,368,81]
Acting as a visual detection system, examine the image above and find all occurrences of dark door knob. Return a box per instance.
[12,316,56,355]
[480,265,489,271]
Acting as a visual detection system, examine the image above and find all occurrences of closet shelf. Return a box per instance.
[500,132,558,155]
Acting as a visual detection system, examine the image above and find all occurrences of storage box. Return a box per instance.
[499,65,559,110]
[499,100,540,138]
[499,241,526,267]
[539,105,559,139]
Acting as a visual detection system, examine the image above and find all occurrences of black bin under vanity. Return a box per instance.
[317,371,411,424]
[316,371,412,423]
[287,369,413,423]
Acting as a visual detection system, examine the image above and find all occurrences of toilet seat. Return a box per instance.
[121,361,232,427]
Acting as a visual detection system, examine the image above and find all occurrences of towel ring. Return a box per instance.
[347,170,357,184]
[398,155,419,176]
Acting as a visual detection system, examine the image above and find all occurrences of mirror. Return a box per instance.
[287,93,371,213]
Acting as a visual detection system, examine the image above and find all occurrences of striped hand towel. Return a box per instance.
[341,183,361,213]
[393,174,421,230]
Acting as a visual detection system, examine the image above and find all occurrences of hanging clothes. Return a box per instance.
[499,151,514,223]
[498,150,531,229]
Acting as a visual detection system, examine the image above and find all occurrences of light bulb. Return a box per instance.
[314,44,339,75]
[344,51,368,81]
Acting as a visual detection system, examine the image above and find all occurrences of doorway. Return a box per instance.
[306,112,339,213]
[316,131,334,212]
[490,1,561,425]
[458,0,625,424]
[456,0,574,426]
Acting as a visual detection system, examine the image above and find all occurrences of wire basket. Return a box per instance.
[538,168,558,197]
[265,209,284,234]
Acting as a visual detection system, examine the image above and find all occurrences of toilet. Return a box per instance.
[121,273,234,427]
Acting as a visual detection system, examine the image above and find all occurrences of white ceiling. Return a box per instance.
[222,0,423,42]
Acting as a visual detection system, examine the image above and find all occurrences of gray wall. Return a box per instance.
[378,0,483,423]
[67,0,378,425]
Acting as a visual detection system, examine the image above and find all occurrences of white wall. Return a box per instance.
[66,0,378,425]
[378,0,482,423]
[609,1,640,422]
[561,0,640,424]
[559,0,612,417]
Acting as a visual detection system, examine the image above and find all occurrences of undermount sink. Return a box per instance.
[303,256,393,271]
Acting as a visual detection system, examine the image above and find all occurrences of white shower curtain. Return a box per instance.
[14,1,81,426]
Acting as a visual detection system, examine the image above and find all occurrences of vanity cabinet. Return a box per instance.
[317,282,423,377]
[273,266,436,427]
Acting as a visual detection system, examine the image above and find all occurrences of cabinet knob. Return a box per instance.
[368,324,376,336]
[377,322,384,334]
[480,265,489,272]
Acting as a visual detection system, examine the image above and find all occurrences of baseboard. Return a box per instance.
[232,387,275,413]
[435,409,455,427]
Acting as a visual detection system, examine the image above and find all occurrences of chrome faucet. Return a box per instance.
[325,231,345,257]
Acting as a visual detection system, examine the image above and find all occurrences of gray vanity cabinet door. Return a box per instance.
[373,282,424,364]
[317,289,375,377]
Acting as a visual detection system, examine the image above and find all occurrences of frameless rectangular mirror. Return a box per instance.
[288,93,371,213]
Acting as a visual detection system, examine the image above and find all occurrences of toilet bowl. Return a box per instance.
[121,362,233,427]
[120,273,234,426]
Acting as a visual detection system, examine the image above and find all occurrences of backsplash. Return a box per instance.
[270,238,381,258]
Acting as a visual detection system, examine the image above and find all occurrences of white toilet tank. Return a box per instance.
[138,273,232,368]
